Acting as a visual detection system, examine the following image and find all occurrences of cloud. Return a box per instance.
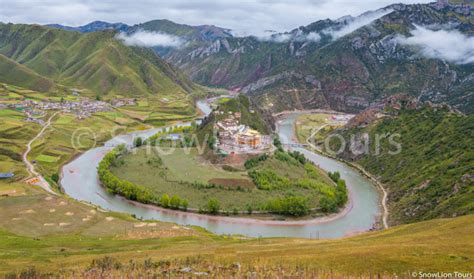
[397,26,474,64]
[257,32,292,43]
[305,32,322,42]
[256,30,321,43]
[323,8,393,39]
[117,30,184,48]
[0,0,431,37]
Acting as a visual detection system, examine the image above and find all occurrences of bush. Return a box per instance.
[320,195,338,213]
[248,169,291,190]
[206,198,220,214]
[246,204,253,215]
[181,199,189,211]
[51,173,59,183]
[169,195,181,209]
[289,151,306,165]
[328,171,341,183]
[134,137,143,147]
[244,154,269,169]
[275,150,300,165]
[273,137,282,150]
[160,194,170,208]
[222,165,240,172]
[264,196,310,216]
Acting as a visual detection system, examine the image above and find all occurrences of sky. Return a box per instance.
[0,0,432,36]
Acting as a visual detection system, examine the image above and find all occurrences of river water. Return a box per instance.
[60,100,380,238]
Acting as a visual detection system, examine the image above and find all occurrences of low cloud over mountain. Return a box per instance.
[397,26,474,64]
[257,31,321,43]
[323,9,393,39]
[117,30,184,48]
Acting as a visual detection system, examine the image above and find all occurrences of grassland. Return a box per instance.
[0,183,472,277]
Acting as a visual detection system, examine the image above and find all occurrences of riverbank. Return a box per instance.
[291,115,389,229]
[60,100,381,238]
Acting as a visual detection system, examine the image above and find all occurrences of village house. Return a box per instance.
[214,113,270,154]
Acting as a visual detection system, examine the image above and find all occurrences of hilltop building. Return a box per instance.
[237,128,261,148]
[214,112,270,154]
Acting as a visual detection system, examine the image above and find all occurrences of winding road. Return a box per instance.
[22,111,59,195]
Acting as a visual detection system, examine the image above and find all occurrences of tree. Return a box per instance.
[246,204,253,215]
[170,195,181,209]
[51,173,59,183]
[181,199,189,211]
[206,198,220,214]
[328,171,341,183]
[320,196,337,213]
[134,137,143,147]
[160,194,170,208]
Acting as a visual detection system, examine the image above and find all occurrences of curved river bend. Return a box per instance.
[61,100,381,238]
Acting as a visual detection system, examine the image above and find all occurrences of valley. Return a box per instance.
[0,0,472,276]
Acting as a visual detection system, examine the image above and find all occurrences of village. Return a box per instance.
[213,110,272,154]
[0,97,137,125]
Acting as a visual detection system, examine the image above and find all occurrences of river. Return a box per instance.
[60,100,381,238]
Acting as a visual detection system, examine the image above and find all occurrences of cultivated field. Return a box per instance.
[295,113,343,144]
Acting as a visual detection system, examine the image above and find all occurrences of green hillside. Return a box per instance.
[325,107,474,225]
[0,54,55,92]
[0,23,199,98]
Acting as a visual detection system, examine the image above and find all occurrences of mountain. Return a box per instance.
[323,99,474,225]
[131,19,232,41]
[0,54,55,92]
[126,19,233,57]
[0,23,198,97]
[143,2,473,114]
[46,21,130,33]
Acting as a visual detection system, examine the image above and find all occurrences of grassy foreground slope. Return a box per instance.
[325,107,474,225]
[0,195,472,277]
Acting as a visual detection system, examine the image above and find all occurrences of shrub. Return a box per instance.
[320,195,338,213]
[181,199,189,211]
[134,137,143,147]
[51,173,59,183]
[246,204,253,215]
[244,154,269,169]
[206,198,220,214]
[160,194,170,208]
[248,169,291,190]
[328,171,341,183]
[169,195,181,209]
[264,196,310,216]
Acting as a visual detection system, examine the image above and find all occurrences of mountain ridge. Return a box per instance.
[0,22,199,98]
